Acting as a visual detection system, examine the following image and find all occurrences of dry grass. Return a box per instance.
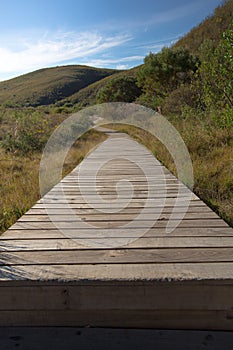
[109,122,233,227]
[0,129,107,233]
[0,149,40,232]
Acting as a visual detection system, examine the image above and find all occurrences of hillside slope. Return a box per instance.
[59,66,140,108]
[0,65,119,107]
[173,0,233,53]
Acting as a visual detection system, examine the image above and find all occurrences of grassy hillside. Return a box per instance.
[173,0,233,53]
[0,65,119,107]
[58,66,140,108]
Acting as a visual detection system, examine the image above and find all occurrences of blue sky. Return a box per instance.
[0,0,223,81]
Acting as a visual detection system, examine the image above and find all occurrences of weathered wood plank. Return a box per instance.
[4,226,233,239]
[1,262,233,281]
[10,219,228,230]
[26,205,215,215]
[0,282,233,311]
[46,193,194,201]
[0,309,233,329]
[17,212,220,222]
[1,236,233,251]
[1,247,233,265]
[33,199,206,208]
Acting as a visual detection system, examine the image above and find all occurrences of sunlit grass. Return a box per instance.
[0,129,107,233]
[108,121,233,227]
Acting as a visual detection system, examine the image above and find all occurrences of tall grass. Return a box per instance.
[0,129,106,233]
[0,149,40,232]
[109,118,233,228]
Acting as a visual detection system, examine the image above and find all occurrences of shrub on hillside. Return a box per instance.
[137,47,199,99]
[96,76,142,103]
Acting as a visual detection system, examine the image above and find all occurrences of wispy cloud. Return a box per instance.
[0,0,209,81]
[101,1,205,31]
[135,34,182,52]
[146,2,204,26]
[79,55,144,69]
[0,30,131,81]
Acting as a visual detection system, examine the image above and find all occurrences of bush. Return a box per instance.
[162,85,199,116]
[2,111,52,153]
[196,22,233,120]
[137,47,199,98]
[97,76,142,103]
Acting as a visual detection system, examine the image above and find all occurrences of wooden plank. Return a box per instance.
[10,219,228,230]
[49,189,188,194]
[0,282,233,310]
[17,212,221,222]
[0,309,233,329]
[1,327,233,350]
[26,205,215,215]
[4,226,233,239]
[42,194,195,200]
[18,208,219,222]
[60,178,179,183]
[50,189,186,194]
[52,183,184,188]
[39,194,198,201]
[2,262,233,281]
[1,236,233,251]
[32,200,207,208]
[2,247,233,265]
[61,176,180,181]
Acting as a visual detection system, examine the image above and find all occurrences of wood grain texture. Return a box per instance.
[0,131,232,329]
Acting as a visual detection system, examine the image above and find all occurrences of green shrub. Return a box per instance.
[97,76,142,103]
[2,111,52,153]
[137,47,199,98]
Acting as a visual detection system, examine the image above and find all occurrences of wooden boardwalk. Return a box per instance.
[0,130,233,329]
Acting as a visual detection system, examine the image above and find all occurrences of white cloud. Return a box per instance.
[0,30,131,81]
[136,34,182,50]
[80,55,144,69]
[116,64,129,70]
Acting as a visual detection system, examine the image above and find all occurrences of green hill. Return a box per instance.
[58,66,140,108]
[0,65,119,107]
